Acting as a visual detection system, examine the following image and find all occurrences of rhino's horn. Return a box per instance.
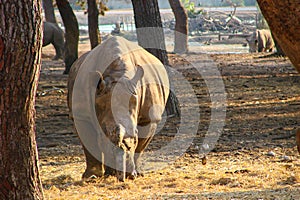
[131,66,144,86]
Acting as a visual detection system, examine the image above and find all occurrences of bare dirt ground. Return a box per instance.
[37,41,300,199]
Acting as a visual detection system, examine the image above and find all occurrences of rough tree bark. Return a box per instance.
[168,0,188,53]
[131,0,180,116]
[131,0,169,65]
[272,36,285,56]
[257,0,300,71]
[57,0,79,74]
[88,0,101,49]
[0,0,44,199]
[42,0,57,24]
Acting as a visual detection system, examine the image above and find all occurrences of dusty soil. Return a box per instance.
[37,41,300,199]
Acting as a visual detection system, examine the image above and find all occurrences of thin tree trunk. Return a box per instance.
[88,0,101,49]
[42,0,57,24]
[168,0,188,53]
[0,1,44,199]
[257,0,300,71]
[57,0,79,74]
[131,0,180,116]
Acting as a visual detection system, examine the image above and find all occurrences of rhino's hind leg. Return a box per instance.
[135,123,158,176]
[82,146,105,179]
[53,44,63,60]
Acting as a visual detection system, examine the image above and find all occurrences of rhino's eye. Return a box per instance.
[96,80,101,90]
[115,125,120,132]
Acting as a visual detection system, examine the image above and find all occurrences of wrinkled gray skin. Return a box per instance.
[246,29,275,53]
[43,21,64,60]
[68,37,169,181]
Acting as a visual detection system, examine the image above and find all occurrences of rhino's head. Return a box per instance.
[94,66,144,181]
[246,31,258,53]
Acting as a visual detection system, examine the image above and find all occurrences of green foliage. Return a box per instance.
[181,0,203,18]
[76,0,86,10]
[76,0,109,16]
[181,0,194,11]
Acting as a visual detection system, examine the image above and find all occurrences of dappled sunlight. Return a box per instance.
[38,42,300,199]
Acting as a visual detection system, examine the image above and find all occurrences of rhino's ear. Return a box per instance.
[96,71,106,91]
[89,71,106,92]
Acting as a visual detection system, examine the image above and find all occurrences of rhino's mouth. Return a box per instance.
[113,124,138,181]
[115,142,137,181]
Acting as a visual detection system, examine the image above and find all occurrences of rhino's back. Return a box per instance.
[80,36,168,83]
[121,49,170,124]
[67,52,90,119]
[99,37,170,124]
[68,36,169,123]
[80,36,169,107]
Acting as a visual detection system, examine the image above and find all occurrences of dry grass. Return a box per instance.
[40,149,300,199]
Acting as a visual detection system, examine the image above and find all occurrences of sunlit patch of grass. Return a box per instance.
[40,149,300,199]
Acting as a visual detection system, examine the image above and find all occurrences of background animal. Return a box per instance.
[246,29,275,53]
[43,21,65,60]
[68,36,169,181]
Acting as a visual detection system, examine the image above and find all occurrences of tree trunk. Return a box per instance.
[42,0,57,24]
[131,0,180,116]
[88,0,101,49]
[0,1,44,199]
[273,36,285,56]
[257,0,300,71]
[168,0,188,53]
[57,0,79,74]
[131,0,169,65]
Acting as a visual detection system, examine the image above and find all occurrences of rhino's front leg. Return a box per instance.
[82,146,105,179]
[115,148,126,182]
[135,123,158,175]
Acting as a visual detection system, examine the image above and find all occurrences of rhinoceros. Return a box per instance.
[68,36,169,181]
[43,21,64,60]
[246,29,275,53]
